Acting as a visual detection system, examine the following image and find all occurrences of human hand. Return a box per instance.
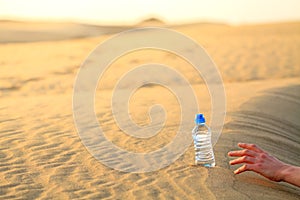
[228,143,288,182]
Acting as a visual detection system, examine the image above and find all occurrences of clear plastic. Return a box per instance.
[192,122,215,167]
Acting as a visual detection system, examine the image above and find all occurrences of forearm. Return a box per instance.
[279,165,300,187]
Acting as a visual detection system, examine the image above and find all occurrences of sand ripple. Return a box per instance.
[0,22,299,199]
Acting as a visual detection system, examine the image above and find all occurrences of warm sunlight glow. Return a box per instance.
[0,0,300,25]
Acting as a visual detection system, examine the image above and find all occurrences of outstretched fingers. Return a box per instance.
[234,164,254,174]
[230,156,256,165]
[228,143,269,176]
[234,163,262,175]
[238,143,264,153]
[228,149,257,157]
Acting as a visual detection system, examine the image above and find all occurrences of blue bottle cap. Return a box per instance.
[195,114,205,124]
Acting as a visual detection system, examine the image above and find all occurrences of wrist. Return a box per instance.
[276,164,300,187]
[275,164,292,182]
[277,164,295,182]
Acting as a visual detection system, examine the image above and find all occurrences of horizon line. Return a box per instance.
[1,16,300,27]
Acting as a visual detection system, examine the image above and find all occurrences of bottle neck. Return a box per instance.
[196,122,205,126]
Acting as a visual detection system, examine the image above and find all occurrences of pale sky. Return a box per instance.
[0,0,299,25]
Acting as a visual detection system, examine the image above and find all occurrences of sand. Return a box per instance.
[0,21,299,199]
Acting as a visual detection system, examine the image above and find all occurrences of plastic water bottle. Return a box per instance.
[192,114,215,167]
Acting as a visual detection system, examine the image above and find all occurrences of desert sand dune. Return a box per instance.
[0,21,299,199]
[0,20,130,43]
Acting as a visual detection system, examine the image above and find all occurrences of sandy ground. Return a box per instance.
[0,21,299,199]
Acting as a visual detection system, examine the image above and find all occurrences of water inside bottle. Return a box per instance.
[193,131,215,167]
